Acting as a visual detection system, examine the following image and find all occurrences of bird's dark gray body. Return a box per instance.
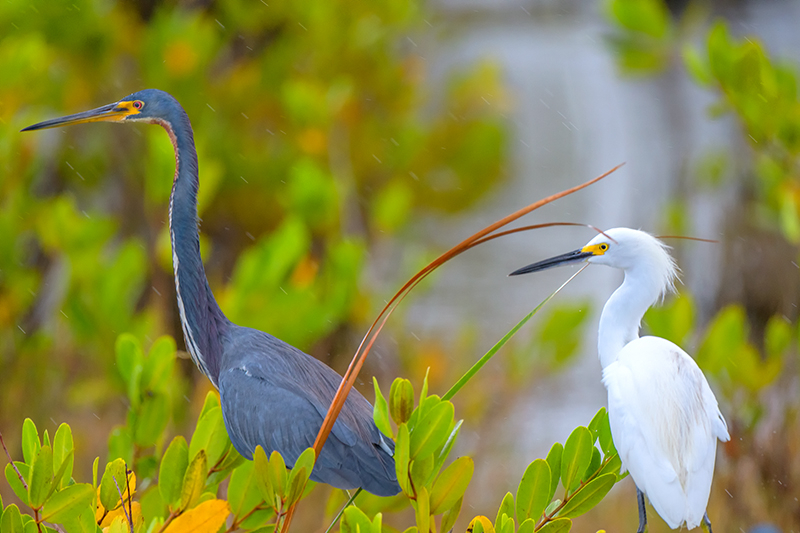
[22,88,400,497]
[219,326,397,495]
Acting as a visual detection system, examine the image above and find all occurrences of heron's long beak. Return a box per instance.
[21,101,137,132]
[509,248,593,276]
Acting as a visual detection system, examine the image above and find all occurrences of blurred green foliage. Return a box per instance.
[1,0,506,478]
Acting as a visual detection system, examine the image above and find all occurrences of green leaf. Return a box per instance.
[228,461,261,518]
[440,497,462,533]
[389,378,415,425]
[61,506,98,533]
[515,458,551,523]
[609,0,670,39]
[395,423,411,495]
[268,451,287,500]
[41,483,95,523]
[497,514,515,533]
[115,333,143,406]
[560,427,592,494]
[594,410,615,456]
[410,454,434,488]
[556,473,616,518]
[341,505,374,533]
[430,456,473,514]
[597,454,623,479]
[545,442,563,499]
[518,518,535,533]
[181,449,208,511]
[22,418,40,465]
[286,448,315,505]
[133,392,169,447]
[286,467,309,507]
[537,517,571,533]
[766,315,792,359]
[189,405,231,466]
[107,426,134,465]
[414,486,430,533]
[582,447,602,482]
[494,492,514,528]
[253,446,274,504]
[431,419,463,482]
[28,445,54,509]
[409,401,454,459]
[1,504,24,533]
[99,458,127,512]
[159,436,189,507]
[141,336,176,393]
[372,378,393,439]
[5,462,29,502]
[53,424,74,489]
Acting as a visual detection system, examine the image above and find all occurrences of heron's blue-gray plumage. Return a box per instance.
[219,327,398,496]
[23,88,401,497]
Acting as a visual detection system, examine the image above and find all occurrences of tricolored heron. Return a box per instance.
[510,228,729,532]
[22,89,401,497]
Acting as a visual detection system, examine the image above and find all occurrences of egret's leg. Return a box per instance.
[636,488,647,533]
[701,512,713,533]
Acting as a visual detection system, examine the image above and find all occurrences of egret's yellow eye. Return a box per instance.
[599,243,609,251]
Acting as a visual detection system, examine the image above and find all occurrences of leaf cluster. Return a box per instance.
[463,408,622,533]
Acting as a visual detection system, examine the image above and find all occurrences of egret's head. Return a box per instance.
[21,89,182,132]
[510,227,678,298]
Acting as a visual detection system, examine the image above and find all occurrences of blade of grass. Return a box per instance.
[443,264,588,401]
[324,489,362,533]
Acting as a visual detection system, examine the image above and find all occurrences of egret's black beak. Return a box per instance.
[509,249,593,276]
[21,102,134,132]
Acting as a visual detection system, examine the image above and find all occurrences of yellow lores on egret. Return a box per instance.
[510,228,729,532]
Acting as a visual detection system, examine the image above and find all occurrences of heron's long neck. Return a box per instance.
[165,114,228,386]
[597,267,662,369]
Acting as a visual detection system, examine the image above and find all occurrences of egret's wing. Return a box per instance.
[603,336,725,529]
[603,357,685,530]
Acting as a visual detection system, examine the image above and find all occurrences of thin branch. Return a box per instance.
[111,473,133,533]
[0,431,28,490]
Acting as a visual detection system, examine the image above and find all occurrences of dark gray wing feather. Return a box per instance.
[218,327,400,497]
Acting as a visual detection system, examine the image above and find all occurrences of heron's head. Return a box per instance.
[510,227,678,296]
[21,89,183,132]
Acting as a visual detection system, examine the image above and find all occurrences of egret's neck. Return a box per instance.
[597,266,662,368]
[164,113,228,386]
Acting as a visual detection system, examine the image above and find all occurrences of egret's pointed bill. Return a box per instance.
[509,248,593,276]
[21,101,139,132]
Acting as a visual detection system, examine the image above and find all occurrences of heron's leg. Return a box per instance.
[636,488,647,533]
[701,512,713,533]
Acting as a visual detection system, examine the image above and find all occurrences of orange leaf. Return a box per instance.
[163,499,231,533]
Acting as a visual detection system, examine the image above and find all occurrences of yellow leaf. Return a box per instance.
[467,516,495,533]
[163,499,231,533]
[101,502,143,532]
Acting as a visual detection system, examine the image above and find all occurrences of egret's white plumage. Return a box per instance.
[511,228,729,531]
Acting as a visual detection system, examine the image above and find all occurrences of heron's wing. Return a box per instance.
[218,329,399,496]
[603,336,724,529]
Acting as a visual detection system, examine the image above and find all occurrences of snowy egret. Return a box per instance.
[510,228,729,532]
